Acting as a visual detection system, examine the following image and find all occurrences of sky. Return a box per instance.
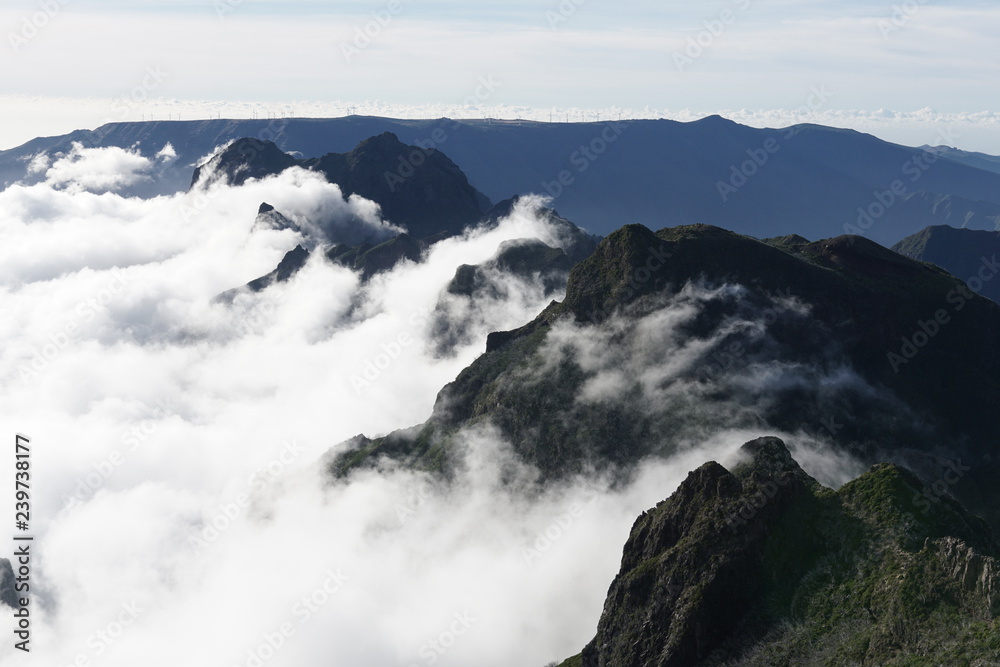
[0,0,999,152]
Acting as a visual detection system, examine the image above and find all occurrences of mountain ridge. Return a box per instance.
[329,222,1000,532]
[5,116,1000,244]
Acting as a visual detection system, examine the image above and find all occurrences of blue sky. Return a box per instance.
[1,0,998,151]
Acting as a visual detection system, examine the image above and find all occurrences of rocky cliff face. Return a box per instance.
[568,437,1000,666]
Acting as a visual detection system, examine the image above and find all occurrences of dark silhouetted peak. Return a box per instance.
[192,138,298,188]
[258,202,275,214]
[191,133,491,240]
[353,131,407,153]
[303,134,491,239]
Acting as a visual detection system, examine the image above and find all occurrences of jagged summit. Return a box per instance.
[567,437,1000,666]
[731,435,817,488]
[191,138,298,188]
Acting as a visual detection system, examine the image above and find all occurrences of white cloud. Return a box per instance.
[0,159,684,665]
[155,142,177,163]
[42,142,154,193]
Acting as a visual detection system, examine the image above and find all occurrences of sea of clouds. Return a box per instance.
[0,143,862,666]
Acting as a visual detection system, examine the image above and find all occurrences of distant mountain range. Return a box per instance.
[921,144,1000,176]
[3,116,999,245]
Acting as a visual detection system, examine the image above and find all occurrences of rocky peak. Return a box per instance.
[568,439,1000,666]
[192,133,491,240]
[191,138,298,188]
